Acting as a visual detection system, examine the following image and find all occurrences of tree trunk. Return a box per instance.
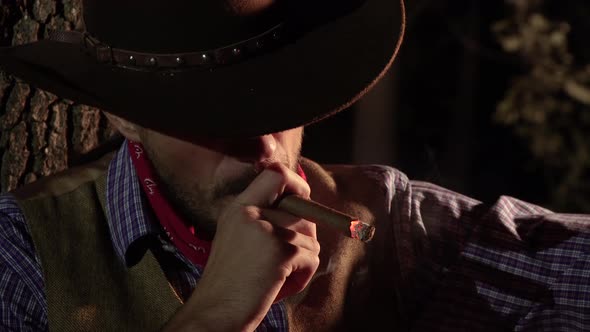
[0,0,117,193]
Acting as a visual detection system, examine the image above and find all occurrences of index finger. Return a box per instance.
[234,162,311,208]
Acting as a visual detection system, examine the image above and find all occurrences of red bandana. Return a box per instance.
[128,140,306,267]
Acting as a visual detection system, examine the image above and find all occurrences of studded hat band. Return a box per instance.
[49,23,287,71]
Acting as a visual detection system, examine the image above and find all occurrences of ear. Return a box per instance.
[103,112,142,142]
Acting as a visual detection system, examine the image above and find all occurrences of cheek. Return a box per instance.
[146,132,223,181]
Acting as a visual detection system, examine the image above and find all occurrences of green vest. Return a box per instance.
[14,153,407,331]
[14,153,182,332]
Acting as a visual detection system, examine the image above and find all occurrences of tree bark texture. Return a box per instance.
[0,0,117,193]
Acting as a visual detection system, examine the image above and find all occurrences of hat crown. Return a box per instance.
[82,0,367,53]
[83,0,284,53]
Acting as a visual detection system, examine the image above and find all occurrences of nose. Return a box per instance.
[226,134,277,163]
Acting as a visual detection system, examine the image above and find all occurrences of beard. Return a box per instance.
[141,143,301,240]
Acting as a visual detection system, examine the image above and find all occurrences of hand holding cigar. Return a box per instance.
[276,195,376,243]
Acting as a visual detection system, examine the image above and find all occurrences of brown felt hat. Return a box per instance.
[0,0,405,140]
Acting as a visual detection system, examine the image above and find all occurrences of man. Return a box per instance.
[0,0,588,331]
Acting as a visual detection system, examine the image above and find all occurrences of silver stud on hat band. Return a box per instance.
[81,23,286,71]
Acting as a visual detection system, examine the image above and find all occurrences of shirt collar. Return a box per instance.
[105,139,161,267]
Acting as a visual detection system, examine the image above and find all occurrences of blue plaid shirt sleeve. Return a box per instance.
[398,180,590,332]
[0,194,47,331]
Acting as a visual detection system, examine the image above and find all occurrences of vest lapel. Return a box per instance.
[16,155,182,332]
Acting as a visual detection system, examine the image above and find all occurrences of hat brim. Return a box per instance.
[0,0,405,140]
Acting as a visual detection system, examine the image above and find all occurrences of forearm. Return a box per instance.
[161,294,241,332]
[161,281,262,332]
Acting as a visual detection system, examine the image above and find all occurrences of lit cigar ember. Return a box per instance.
[276,195,376,243]
[349,220,376,242]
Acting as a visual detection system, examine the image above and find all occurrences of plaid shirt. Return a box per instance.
[1,141,589,331]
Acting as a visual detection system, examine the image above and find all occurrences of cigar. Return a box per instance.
[276,195,376,243]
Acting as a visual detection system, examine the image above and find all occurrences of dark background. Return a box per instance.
[304,0,590,213]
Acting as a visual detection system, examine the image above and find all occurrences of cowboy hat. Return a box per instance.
[0,0,405,140]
